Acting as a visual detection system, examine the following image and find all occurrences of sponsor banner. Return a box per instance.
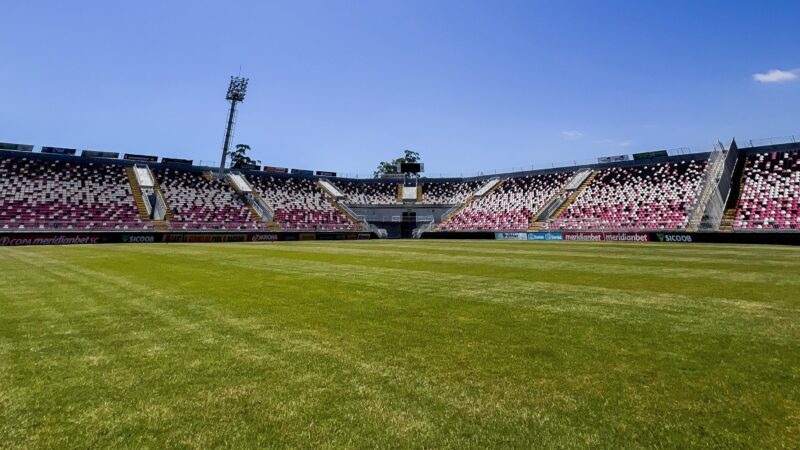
[250,233,281,242]
[162,157,193,165]
[316,170,337,177]
[562,232,604,241]
[82,150,119,159]
[299,232,316,241]
[495,232,527,241]
[0,142,33,152]
[235,162,260,170]
[0,234,108,246]
[598,155,630,163]
[653,232,693,243]
[41,146,77,155]
[527,232,563,241]
[358,233,371,240]
[632,150,668,160]
[291,169,314,176]
[121,234,157,244]
[263,166,289,174]
[562,232,649,242]
[604,232,649,242]
[124,153,158,162]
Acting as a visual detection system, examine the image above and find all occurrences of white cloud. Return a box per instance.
[753,69,798,83]
[561,130,583,140]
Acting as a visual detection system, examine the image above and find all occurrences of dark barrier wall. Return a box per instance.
[1,230,798,246]
[422,230,800,246]
[420,231,496,240]
[0,232,374,247]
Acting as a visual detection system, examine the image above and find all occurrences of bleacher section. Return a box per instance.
[439,172,573,231]
[335,181,398,205]
[0,156,149,230]
[3,142,800,238]
[154,168,257,230]
[422,181,481,204]
[247,175,358,231]
[551,160,707,230]
[734,150,800,230]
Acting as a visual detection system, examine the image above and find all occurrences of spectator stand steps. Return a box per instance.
[245,175,358,231]
[439,173,572,231]
[332,180,399,206]
[718,153,750,232]
[154,168,256,231]
[149,173,174,231]
[420,180,481,205]
[551,160,707,231]
[732,150,800,230]
[317,179,363,230]
[530,169,593,231]
[0,156,150,231]
[548,170,597,222]
[436,178,505,230]
[126,167,151,221]
[227,172,274,224]
[686,143,730,232]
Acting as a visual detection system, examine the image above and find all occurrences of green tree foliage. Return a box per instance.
[373,150,421,178]
[230,144,257,169]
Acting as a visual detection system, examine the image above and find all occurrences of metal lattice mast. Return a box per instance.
[219,76,248,176]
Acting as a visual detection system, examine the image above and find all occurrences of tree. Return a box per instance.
[230,144,257,169]
[373,150,421,178]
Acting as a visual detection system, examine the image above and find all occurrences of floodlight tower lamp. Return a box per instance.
[219,76,250,176]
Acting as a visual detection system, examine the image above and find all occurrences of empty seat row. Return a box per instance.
[734,151,800,230]
[247,175,358,231]
[551,160,707,230]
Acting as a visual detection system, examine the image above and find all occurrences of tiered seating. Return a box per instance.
[552,160,707,230]
[440,172,572,231]
[734,151,800,230]
[248,176,358,231]
[335,181,398,205]
[422,181,481,204]
[154,169,257,230]
[0,157,148,230]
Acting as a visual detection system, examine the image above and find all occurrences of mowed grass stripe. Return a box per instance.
[221,241,800,288]
[0,242,798,448]
[149,241,799,305]
[1,248,601,447]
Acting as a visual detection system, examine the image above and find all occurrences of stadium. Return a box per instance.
[2,1,799,448]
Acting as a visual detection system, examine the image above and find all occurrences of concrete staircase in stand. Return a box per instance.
[548,171,597,222]
[126,167,150,221]
[436,178,505,230]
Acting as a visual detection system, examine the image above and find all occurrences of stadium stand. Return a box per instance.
[551,160,707,230]
[733,150,800,230]
[334,181,399,205]
[0,156,149,230]
[4,141,800,237]
[154,168,257,230]
[247,175,359,230]
[439,172,573,231]
[421,180,482,204]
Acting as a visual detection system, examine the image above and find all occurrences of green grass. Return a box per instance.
[1,240,799,448]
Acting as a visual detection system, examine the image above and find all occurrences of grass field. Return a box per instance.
[0,240,798,448]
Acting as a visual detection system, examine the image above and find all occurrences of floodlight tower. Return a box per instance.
[218,76,249,176]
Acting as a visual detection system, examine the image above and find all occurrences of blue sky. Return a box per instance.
[1,1,798,176]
